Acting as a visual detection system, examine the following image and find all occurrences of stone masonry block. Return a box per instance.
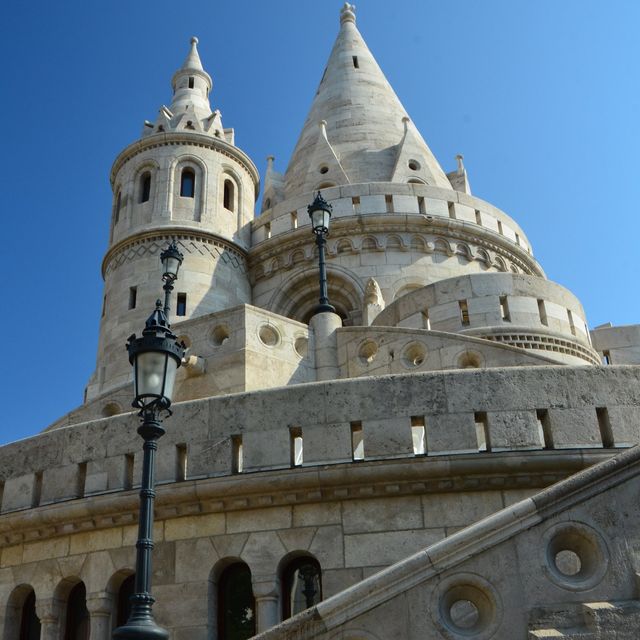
[243,429,291,471]
[546,407,601,448]
[361,417,413,457]
[41,464,81,504]
[303,422,352,464]
[2,474,36,512]
[487,410,543,450]
[606,405,640,447]
[427,412,478,454]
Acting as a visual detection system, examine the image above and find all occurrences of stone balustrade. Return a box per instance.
[251,183,532,255]
[1,366,639,516]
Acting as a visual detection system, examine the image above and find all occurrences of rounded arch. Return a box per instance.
[54,577,89,640]
[385,234,405,251]
[393,281,424,301]
[278,552,323,620]
[456,349,484,369]
[268,266,364,326]
[4,584,40,640]
[106,569,135,630]
[102,401,122,418]
[210,559,256,640]
[170,154,208,222]
[133,160,159,207]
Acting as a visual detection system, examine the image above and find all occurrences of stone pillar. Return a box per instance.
[86,592,113,640]
[253,579,279,634]
[310,311,342,381]
[35,598,61,640]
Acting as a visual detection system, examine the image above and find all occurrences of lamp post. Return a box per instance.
[307,191,336,315]
[113,243,186,640]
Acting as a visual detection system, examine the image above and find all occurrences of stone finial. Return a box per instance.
[191,36,199,45]
[402,116,410,133]
[181,36,204,72]
[340,2,356,24]
[364,278,383,306]
[456,154,465,175]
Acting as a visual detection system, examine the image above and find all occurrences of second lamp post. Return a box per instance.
[307,191,336,315]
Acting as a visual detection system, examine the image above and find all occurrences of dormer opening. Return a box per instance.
[188,76,194,89]
[352,55,359,68]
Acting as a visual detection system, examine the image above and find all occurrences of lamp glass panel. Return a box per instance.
[162,357,179,403]
[311,208,328,231]
[162,255,181,279]
[136,351,169,399]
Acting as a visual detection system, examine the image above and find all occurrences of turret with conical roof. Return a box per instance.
[87,38,259,403]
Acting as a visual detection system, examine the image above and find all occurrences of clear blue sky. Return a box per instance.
[1,1,639,444]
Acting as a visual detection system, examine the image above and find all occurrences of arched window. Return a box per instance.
[223,179,235,211]
[64,582,89,640]
[282,557,322,620]
[19,590,40,640]
[116,574,135,628]
[180,169,195,198]
[140,172,151,203]
[218,563,255,640]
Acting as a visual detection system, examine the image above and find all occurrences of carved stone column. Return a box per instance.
[252,579,279,634]
[35,598,61,640]
[86,592,113,640]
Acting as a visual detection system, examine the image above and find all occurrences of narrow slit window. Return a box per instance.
[176,443,188,481]
[418,196,426,214]
[411,416,426,455]
[515,232,521,246]
[115,191,122,224]
[497,220,503,235]
[422,308,431,330]
[567,309,576,336]
[459,300,470,326]
[124,454,134,490]
[76,462,87,498]
[128,286,137,310]
[32,471,43,508]
[474,412,490,452]
[265,222,271,239]
[232,436,243,473]
[596,407,614,448]
[290,427,303,467]
[291,211,298,229]
[448,202,456,219]
[102,294,106,317]
[603,350,612,365]
[475,209,481,225]
[223,179,235,211]
[385,195,394,213]
[352,196,361,214]
[537,299,548,326]
[536,409,553,449]
[499,296,510,322]
[585,322,592,345]
[351,421,364,461]
[180,168,195,198]
[140,172,151,203]
[352,55,359,68]
[188,76,194,89]
[176,293,187,316]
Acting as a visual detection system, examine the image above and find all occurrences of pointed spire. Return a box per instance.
[169,36,213,119]
[282,4,451,199]
[181,36,204,72]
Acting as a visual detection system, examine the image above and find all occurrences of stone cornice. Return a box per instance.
[110,132,260,197]
[248,214,545,278]
[0,450,613,547]
[101,228,248,279]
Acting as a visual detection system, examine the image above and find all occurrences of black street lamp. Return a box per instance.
[307,191,336,315]
[113,243,186,640]
[160,240,184,316]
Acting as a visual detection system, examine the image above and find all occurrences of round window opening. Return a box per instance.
[402,342,427,368]
[211,325,230,347]
[543,523,609,590]
[258,324,280,347]
[319,165,329,174]
[294,336,308,358]
[408,159,421,171]
[358,340,378,365]
[440,583,495,636]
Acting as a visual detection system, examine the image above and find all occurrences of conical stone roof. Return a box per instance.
[283,3,451,199]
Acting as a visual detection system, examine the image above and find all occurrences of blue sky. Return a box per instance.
[1,1,639,444]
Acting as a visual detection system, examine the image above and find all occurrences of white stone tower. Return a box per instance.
[86,38,259,401]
